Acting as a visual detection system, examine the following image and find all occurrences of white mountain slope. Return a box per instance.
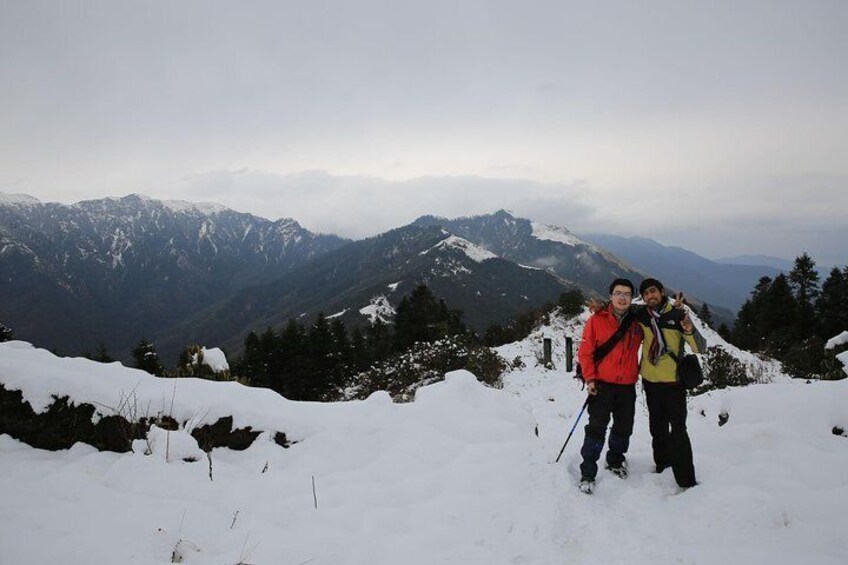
[1,314,847,564]
[421,234,499,263]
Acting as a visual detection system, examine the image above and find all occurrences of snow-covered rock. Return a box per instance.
[825,331,848,350]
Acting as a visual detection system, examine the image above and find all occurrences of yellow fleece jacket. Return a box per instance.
[637,301,706,383]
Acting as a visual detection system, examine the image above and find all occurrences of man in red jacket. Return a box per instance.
[577,278,643,494]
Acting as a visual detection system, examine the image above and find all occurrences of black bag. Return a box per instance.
[669,337,703,390]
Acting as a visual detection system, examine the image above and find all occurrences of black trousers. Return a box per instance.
[643,380,697,487]
[579,382,636,480]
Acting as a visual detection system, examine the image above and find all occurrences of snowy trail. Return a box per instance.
[503,361,848,565]
[2,337,848,564]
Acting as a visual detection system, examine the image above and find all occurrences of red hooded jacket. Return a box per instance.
[578,305,643,385]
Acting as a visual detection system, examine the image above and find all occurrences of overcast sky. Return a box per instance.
[1,1,846,266]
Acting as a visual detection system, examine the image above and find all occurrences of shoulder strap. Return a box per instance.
[592,312,634,363]
[666,329,686,364]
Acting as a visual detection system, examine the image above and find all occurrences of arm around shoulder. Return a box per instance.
[684,326,707,353]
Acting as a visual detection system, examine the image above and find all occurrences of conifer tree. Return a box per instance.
[0,321,13,342]
[789,253,820,306]
[558,289,585,318]
[240,330,269,387]
[278,320,308,400]
[393,284,465,351]
[789,253,820,336]
[697,303,714,329]
[762,274,800,356]
[816,267,848,339]
[94,343,114,363]
[731,276,772,351]
[307,314,335,400]
[366,318,393,364]
[350,326,370,372]
[132,338,165,376]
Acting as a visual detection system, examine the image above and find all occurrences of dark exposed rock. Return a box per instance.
[833,426,846,437]
[718,411,730,427]
[190,416,261,452]
[274,431,291,448]
[155,415,179,431]
[0,384,146,452]
[1,383,286,454]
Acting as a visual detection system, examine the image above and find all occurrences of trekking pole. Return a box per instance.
[554,397,590,463]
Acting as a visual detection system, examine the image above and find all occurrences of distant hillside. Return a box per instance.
[579,234,781,313]
[714,255,794,271]
[159,223,577,358]
[0,194,347,359]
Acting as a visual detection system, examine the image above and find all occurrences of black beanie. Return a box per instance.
[639,278,664,295]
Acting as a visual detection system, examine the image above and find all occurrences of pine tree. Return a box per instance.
[393,284,465,351]
[817,267,848,339]
[697,303,714,329]
[94,343,114,363]
[558,289,585,318]
[789,253,820,336]
[762,274,800,357]
[789,253,820,306]
[240,330,269,387]
[0,321,13,342]
[307,314,335,400]
[731,276,772,351]
[366,318,393,364]
[350,326,371,372]
[132,338,165,376]
[330,318,352,389]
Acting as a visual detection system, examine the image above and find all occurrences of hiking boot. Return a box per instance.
[578,478,595,494]
[655,464,668,474]
[605,461,628,479]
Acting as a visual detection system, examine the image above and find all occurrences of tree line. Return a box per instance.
[728,253,848,379]
[0,283,585,401]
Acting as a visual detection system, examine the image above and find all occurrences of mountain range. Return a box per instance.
[579,234,783,312]
[1,193,780,362]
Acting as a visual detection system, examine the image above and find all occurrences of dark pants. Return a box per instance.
[579,382,636,480]
[643,380,697,487]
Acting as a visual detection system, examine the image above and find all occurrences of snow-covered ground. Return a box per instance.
[1,324,847,564]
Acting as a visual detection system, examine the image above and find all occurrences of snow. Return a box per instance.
[387,281,401,291]
[360,295,395,324]
[326,309,348,319]
[1,325,847,564]
[0,192,41,206]
[825,331,848,350]
[200,347,229,373]
[421,235,498,263]
[837,351,848,376]
[530,221,585,247]
[160,198,228,215]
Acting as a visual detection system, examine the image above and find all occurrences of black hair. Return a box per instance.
[639,278,664,295]
[608,278,635,295]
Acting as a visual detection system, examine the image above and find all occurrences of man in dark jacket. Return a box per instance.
[577,278,644,494]
[636,278,706,489]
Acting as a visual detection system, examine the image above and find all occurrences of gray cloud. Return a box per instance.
[1,1,845,267]
[169,170,596,239]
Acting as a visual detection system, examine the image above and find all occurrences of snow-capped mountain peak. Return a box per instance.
[424,235,498,263]
[159,198,229,215]
[0,192,41,207]
[530,221,587,248]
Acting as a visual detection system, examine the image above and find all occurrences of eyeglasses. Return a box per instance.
[611,291,632,298]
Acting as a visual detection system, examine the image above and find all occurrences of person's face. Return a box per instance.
[610,285,633,312]
[642,286,664,308]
